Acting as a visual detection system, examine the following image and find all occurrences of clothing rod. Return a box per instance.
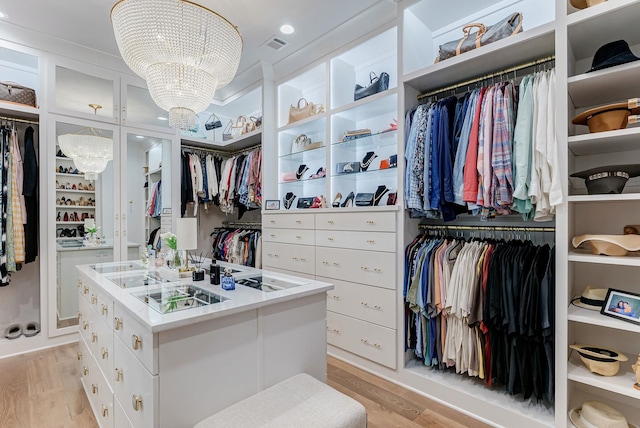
[418,224,555,232]
[181,142,261,156]
[221,221,262,228]
[0,115,39,125]
[417,55,556,100]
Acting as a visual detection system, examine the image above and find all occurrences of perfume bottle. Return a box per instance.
[221,268,235,290]
[210,260,220,285]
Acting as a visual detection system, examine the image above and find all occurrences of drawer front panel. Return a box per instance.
[315,230,395,253]
[327,311,396,369]
[316,247,396,289]
[79,335,93,391]
[316,212,395,232]
[95,363,114,428]
[263,227,315,245]
[94,316,115,381]
[114,337,158,428]
[319,276,396,329]
[263,213,314,229]
[114,398,135,428]
[262,266,317,281]
[262,242,315,275]
[96,288,114,327]
[79,276,93,303]
[78,296,94,345]
[113,305,157,375]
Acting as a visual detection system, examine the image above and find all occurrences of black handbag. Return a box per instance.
[355,193,374,207]
[297,197,315,209]
[435,13,523,63]
[204,113,222,130]
[354,72,390,101]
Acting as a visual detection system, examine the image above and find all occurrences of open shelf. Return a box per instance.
[568,193,640,203]
[568,250,640,267]
[568,357,640,401]
[332,166,397,182]
[181,128,262,152]
[0,101,39,121]
[332,129,398,150]
[279,177,326,186]
[279,145,326,162]
[55,205,95,209]
[568,304,640,334]
[568,126,640,156]
[568,61,640,108]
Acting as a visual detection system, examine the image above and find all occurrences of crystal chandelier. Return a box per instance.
[111,0,243,130]
[58,106,114,181]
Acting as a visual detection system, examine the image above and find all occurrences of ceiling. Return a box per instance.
[0,0,398,100]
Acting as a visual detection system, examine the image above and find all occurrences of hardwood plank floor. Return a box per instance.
[0,344,489,428]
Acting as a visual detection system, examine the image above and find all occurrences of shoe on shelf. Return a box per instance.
[361,151,378,171]
[373,185,389,206]
[88,183,94,191]
[320,195,328,208]
[74,212,80,222]
[310,196,322,209]
[56,212,61,221]
[22,322,40,337]
[63,212,69,222]
[310,167,326,179]
[341,191,355,208]
[4,324,22,340]
[283,192,296,210]
[56,180,60,189]
[332,192,342,207]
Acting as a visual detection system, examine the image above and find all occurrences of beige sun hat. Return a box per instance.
[571,286,607,310]
[569,401,637,428]
[572,234,640,256]
[569,344,628,376]
[570,0,606,9]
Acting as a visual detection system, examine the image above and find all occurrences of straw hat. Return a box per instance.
[572,101,640,133]
[570,401,637,428]
[570,344,628,376]
[572,234,640,256]
[570,0,606,9]
[571,286,607,310]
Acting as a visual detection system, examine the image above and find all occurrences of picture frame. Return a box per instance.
[601,288,640,325]
[265,200,280,210]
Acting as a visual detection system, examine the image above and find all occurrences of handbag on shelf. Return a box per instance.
[296,197,315,209]
[435,12,523,63]
[250,115,262,129]
[222,120,233,141]
[291,134,316,154]
[0,81,37,107]
[355,193,374,207]
[231,116,248,138]
[354,72,390,101]
[204,113,222,131]
[288,98,316,124]
[339,128,372,142]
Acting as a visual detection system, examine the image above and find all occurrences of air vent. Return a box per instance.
[266,37,287,50]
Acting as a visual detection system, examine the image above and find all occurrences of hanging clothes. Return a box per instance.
[23,126,38,263]
[404,231,555,404]
[404,68,561,222]
[210,226,262,268]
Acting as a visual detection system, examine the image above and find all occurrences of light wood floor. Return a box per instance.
[0,343,490,428]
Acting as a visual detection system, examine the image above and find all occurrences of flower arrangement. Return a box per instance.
[160,232,177,250]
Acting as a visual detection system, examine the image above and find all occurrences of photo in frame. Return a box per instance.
[601,288,640,325]
[265,200,280,210]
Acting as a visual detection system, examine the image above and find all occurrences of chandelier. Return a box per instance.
[111,0,243,130]
[58,105,114,181]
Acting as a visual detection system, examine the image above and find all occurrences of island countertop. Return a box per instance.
[76,260,333,333]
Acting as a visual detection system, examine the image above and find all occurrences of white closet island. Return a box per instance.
[76,261,332,428]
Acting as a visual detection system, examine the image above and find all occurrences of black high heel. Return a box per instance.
[332,192,342,207]
[341,191,355,207]
[373,185,389,206]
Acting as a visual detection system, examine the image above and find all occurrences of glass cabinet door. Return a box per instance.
[51,117,118,334]
[120,129,173,262]
[122,77,174,132]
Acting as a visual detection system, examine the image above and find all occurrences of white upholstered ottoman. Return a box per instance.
[194,373,367,428]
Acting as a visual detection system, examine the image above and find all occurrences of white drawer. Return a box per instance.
[95,363,114,428]
[316,247,396,289]
[316,212,395,232]
[263,213,314,229]
[78,296,94,344]
[96,288,114,327]
[94,316,115,382]
[114,398,135,428]
[79,335,93,392]
[315,230,395,253]
[113,305,158,375]
[262,266,317,281]
[262,242,315,275]
[319,276,396,329]
[263,227,315,245]
[327,311,396,369]
[114,336,158,428]
[79,277,93,302]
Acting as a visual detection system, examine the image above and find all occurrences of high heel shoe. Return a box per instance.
[332,192,342,207]
[63,212,69,222]
[310,196,322,209]
[341,191,355,207]
[373,185,389,206]
[56,212,61,221]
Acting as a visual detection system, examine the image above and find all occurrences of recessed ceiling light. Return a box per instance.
[136,135,145,139]
[279,24,295,35]
[157,116,168,121]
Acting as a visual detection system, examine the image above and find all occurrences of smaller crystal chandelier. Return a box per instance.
[57,104,114,181]
[111,0,243,130]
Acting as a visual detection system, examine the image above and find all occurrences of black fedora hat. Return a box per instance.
[588,40,640,72]
[571,164,640,194]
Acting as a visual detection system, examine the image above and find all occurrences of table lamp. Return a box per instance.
[176,217,198,271]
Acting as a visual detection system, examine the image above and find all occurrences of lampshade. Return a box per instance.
[57,132,114,181]
[176,218,198,250]
[111,0,243,130]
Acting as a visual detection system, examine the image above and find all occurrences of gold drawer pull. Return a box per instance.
[374,305,382,310]
[366,220,375,225]
[374,268,382,273]
[91,294,97,304]
[296,235,302,239]
[292,256,298,261]
[322,261,329,265]
[77,279,82,288]
[366,240,376,244]
[327,327,341,334]
[270,220,276,223]
[361,338,382,349]
[92,384,98,394]
[295,220,302,224]
[83,366,89,376]
[77,352,83,361]
[77,311,82,321]
[327,237,334,241]
[300,258,306,262]
[333,262,340,267]
[83,321,89,330]
[115,368,123,382]
[270,234,275,238]
[132,334,141,350]
[361,266,369,271]
[132,394,143,412]
[327,220,334,224]
[101,304,108,315]
[114,317,122,330]
[101,347,108,360]
[91,333,98,343]
[102,405,108,418]
[328,294,341,301]
[83,286,89,295]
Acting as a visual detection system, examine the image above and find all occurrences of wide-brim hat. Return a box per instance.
[571,286,607,310]
[570,0,606,10]
[569,401,637,428]
[570,344,628,376]
[572,233,640,256]
[570,164,640,195]
[588,39,640,72]
[572,101,640,133]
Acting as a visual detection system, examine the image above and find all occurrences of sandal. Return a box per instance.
[4,324,22,340]
[23,322,40,337]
